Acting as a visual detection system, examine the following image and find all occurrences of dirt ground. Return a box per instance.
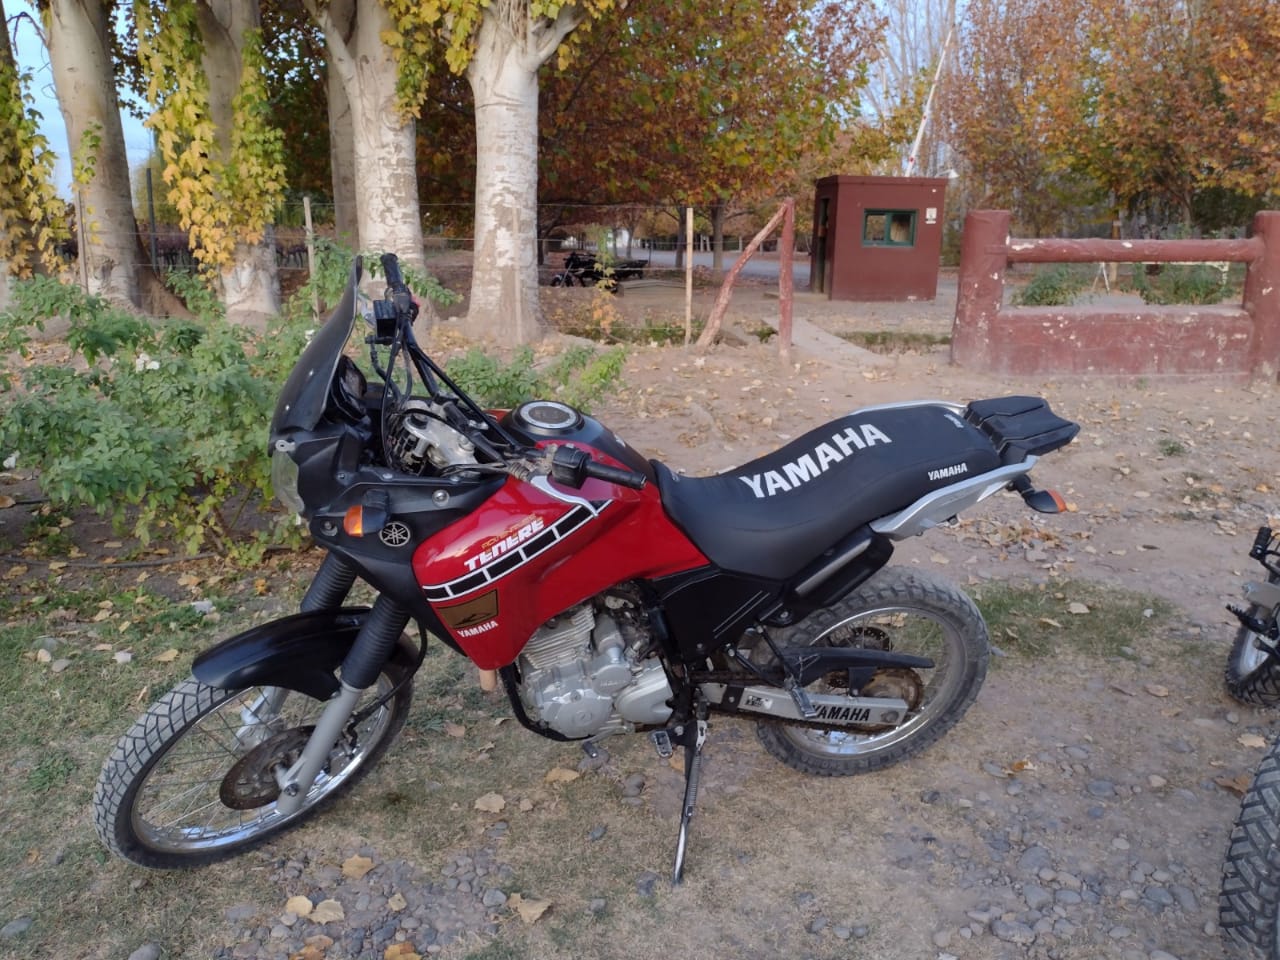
[5,266,1280,960]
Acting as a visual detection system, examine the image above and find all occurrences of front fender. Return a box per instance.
[192,607,372,700]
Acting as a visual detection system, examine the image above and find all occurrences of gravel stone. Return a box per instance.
[127,945,161,960]
[991,918,1037,945]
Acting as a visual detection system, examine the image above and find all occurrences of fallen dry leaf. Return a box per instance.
[1067,602,1090,615]
[443,722,467,739]
[153,648,179,663]
[309,899,344,924]
[383,945,421,960]
[387,893,407,912]
[285,895,313,918]
[35,649,52,664]
[543,767,580,784]
[0,495,14,508]
[508,893,552,924]
[342,855,375,880]
[1215,773,1253,796]
[1144,683,1170,698]
[474,792,506,813]
[1038,617,1063,629]
[1239,733,1269,749]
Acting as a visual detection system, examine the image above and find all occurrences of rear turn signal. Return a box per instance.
[1010,475,1068,514]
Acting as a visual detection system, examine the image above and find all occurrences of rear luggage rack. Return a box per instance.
[964,396,1080,465]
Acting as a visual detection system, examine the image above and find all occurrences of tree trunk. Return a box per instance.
[199,0,281,325]
[312,0,424,272]
[710,201,726,274]
[44,0,147,307]
[462,5,584,343]
[326,44,359,249]
[465,16,544,342]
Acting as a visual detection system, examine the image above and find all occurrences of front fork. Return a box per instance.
[274,555,409,817]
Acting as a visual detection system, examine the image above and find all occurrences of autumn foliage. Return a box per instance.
[944,0,1278,233]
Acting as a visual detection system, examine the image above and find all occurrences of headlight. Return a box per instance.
[270,448,305,515]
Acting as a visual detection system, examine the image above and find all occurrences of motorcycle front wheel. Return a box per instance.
[1221,735,1280,958]
[92,662,411,868]
[1225,572,1280,706]
[755,567,989,776]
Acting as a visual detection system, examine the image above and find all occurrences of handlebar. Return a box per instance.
[549,445,646,490]
[379,253,417,324]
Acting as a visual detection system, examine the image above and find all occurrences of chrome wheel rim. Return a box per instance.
[131,681,395,853]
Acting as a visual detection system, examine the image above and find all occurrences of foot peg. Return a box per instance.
[649,729,673,759]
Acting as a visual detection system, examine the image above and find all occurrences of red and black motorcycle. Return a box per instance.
[93,255,1078,880]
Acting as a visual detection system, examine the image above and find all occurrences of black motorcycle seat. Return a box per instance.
[652,404,1002,580]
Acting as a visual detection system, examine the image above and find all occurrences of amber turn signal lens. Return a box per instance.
[343,505,365,536]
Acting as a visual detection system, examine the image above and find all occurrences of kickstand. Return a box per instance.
[671,699,709,885]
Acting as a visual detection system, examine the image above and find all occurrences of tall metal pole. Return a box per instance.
[903,0,957,177]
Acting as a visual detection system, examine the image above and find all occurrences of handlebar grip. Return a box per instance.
[584,460,647,490]
[380,253,404,289]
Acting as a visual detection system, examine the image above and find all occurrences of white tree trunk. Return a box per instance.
[45,0,145,307]
[463,6,584,343]
[465,16,544,342]
[200,0,281,324]
[312,0,424,272]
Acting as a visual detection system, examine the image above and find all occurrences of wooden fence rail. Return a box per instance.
[951,210,1280,380]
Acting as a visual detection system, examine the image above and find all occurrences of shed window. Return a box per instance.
[863,210,916,247]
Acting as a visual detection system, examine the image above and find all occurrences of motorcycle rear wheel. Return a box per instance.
[755,567,989,776]
[93,662,410,868]
[1221,735,1280,958]
[1226,572,1280,706]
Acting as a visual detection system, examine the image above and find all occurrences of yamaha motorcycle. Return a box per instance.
[92,254,1078,881]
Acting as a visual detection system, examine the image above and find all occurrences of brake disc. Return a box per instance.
[219,726,314,810]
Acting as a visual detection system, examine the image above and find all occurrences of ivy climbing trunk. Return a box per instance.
[310,0,424,272]
[199,0,281,326]
[44,0,145,306]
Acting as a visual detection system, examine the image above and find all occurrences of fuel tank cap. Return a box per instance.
[512,400,584,435]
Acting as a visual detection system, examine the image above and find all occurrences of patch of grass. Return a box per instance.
[839,331,951,353]
[974,580,1174,660]
[26,751,77,793]
[1157,438,1188,457]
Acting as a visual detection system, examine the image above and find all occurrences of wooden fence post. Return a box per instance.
[778,198,795,364]
[950,210,1010,369]
[1246,212,1280,379]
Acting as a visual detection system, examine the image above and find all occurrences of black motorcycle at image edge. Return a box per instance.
[91,253,1080,882]
[1219,526,1280,957]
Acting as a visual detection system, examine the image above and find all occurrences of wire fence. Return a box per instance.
[60,196,810,290]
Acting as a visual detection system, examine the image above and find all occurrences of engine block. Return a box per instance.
[516,603,673,739]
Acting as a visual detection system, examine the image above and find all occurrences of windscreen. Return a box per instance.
[269,258,362,437]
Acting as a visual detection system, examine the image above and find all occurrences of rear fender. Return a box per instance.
[191,607,372,700]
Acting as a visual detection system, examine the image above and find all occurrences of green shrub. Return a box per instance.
[0,284,296,557]
[1013,265,1089,306]
[445,343,627,412]
[1133,263,1228,305]
[0,245,457,561]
